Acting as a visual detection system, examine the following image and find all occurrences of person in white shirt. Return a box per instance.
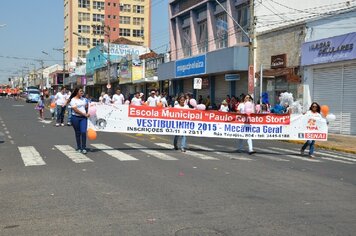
[146,90,157,107]
[219,100,229,112]
[237,94,256,155]
[103,91,111,105]
[300,102,322,158]
[68,87,90,154]
[160,91,168,107]
[54,87,67,127]
[173,95,190,152]
[131,92,142,106]
[112,88,125,105]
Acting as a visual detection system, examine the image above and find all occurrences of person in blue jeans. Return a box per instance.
[67,87,90,154]
[173,95,189,152]
[301,102,322,158]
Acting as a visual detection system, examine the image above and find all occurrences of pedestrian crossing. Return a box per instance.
[14,142,356,167]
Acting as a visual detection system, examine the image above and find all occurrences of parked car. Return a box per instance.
[26,89,40,103]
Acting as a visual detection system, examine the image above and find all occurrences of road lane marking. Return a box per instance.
[252,148,290,162]
[189,144,252,161]
[90,143,138,161]
[272,147,355,163]
[55,145,94,163]
[18,146,46,166]
[155,143,219,160]
[124,143,177,160]
[269,147,322,162]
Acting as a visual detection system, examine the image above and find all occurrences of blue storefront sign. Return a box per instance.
[301,32,356,66]
[175,55,206,78]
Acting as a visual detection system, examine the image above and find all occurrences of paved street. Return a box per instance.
[1,98,355,236]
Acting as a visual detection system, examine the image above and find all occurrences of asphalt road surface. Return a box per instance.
[1,98,355,236]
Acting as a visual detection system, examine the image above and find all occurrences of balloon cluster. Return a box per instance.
[321,105,336,122]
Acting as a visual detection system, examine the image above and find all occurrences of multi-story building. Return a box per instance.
[64,0,151,65]
[158,0,356,107]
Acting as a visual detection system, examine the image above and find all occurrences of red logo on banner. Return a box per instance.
[248,65,254,95]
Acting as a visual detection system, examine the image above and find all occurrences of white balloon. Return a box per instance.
[326,113,336,122]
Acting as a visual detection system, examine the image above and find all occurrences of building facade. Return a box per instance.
[255,23,306,106]
[64,0,151,64]
[159,0,250,107]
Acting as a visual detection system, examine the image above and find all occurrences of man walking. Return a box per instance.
[54,87,67,127]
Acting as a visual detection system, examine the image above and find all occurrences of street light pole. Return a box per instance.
[54,48,65,88]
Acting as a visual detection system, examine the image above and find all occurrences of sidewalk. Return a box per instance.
[286,133,356,154]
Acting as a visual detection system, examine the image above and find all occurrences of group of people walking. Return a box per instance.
[35,87,321,158]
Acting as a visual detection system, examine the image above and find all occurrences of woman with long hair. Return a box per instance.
[300,102,322,158]
[67,87,90,154]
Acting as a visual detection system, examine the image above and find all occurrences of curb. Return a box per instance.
[282,140,356,154]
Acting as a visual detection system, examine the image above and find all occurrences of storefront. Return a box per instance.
[302,32,356,135]
[256,54,301,106]
[158,46,249,107]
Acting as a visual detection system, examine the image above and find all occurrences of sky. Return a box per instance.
[0,0,169,84]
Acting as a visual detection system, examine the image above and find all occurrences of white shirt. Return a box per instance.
[112,93,124,105]
[55,92,67,106]
[219,104,229,112]
[174,103,189,109]
[147,96,157,107]
[103,94,111,104]
[70,97,87,116]
[160,96,168,107]
[131,97,142,106]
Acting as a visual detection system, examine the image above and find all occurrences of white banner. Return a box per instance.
[88,104,328,141]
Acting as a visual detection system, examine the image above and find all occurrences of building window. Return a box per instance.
[120,16,131,24]
[133,29,144,37]
[78,0,90,8]
[92,25,104,35]
[113,15,116,19]
[133,17,144,26]
[198,20,208,53]
[93,14,105,22]
[119,28,131,37]
[182,27,191,57]
[108,15,111,19]
[78,25,90,34]
[93,1,105,10]
[236,3,250,43]
[78,50,87,58]
[78,12,90,21]
[113,28,116,32]
[78,37,90,46]
[215,13,228,49]
[113,3,116,7]
[92,38,104,46]
[133,5,144,14]
[120,4,131,12]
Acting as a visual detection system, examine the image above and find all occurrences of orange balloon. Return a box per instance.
[321,105,329,116]
[157,102,163,107]
[50,103,56,108]
[87,128,97,140]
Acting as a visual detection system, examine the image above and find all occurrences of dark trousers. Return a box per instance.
[56,105,66,124]
[301,140,315,155]
[71,115,88,150]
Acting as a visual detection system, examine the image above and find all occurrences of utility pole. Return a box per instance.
[103,24,111,90]
[248,0,255,98]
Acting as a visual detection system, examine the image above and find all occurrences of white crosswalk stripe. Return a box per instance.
[18,146,46,166]
[155,143,219,160]
[252,148,291,162]
[188,144,252,161]
[313,151,356,162]
[90,144,138,161]
[269,147,322,162]
[124,143,177,160]
[55,145,94,163]
[269,147,353,164]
